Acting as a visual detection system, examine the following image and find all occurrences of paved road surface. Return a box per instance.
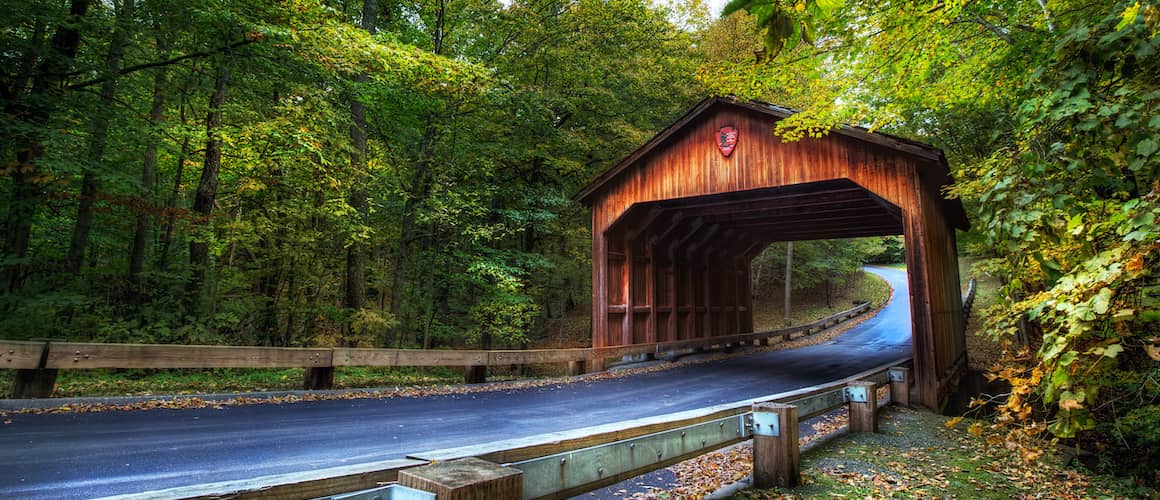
[0,267,911,499]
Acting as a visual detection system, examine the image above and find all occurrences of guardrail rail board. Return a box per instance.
[1,340,47,370]
[45,343,333,370]
[94,459,429,500]
[5,300,875,400]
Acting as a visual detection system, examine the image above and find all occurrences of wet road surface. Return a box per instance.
[0,267,911,499]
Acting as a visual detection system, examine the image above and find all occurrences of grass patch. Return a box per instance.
[734,407,1153,499]
[2,270,887,399]
[751,270,891,332]
[3,366,465,398]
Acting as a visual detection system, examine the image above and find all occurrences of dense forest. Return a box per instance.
[0,0,716,350]
[2,0,1158,483]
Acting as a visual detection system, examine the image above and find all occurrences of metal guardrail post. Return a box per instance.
[846,381,878,433]
[752,403,799,488]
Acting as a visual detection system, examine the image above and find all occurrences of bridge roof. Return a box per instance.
[576,96,969,231]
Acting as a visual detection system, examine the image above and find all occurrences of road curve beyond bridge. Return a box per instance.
[0,267,912,499]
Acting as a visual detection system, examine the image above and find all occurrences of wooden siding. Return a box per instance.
[583,100,967,409]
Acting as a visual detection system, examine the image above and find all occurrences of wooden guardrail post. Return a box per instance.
[888,367,910,408]
[847,381,878,433]
[12,369,58,399]
[10,340,55,399]
[465,365,487,384]
[304,367,335,390]
[567,360,586,376]
[399,457,521,499]
[752,402,800,488]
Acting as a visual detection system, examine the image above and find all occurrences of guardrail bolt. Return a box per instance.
[597,468,604,477]
[560,458,567,466]
[680,431,686,438]
[656,451,663,459]
[628,443,635,449]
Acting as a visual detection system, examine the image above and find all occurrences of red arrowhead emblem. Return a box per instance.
[717,126,738,157]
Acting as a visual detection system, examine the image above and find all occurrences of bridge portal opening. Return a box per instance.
[577,97,969,409]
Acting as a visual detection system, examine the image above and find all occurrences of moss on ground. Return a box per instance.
[730,407,1154,499]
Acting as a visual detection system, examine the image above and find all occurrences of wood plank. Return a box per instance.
[0,340,47,370]
[489,349,589,365]
[97,459,427,500]
[399,458,521,500]
[45,343,332,369]
[335,348,489,367]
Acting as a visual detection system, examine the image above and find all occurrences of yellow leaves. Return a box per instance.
[945,416,964,428]
[1059,399,1084,411]
[1126,252,1145,272]
[968,422,985,437]
[1028,366,1044,386]
[1021,449,1044,463]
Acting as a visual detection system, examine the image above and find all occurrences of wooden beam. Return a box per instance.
[46,343,333,369]
[0,340,48,369]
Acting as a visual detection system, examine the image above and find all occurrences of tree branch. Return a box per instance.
[967,14,1015,45]
[68,38,256,90]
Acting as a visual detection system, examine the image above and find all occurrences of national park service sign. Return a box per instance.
[717,126,738,157]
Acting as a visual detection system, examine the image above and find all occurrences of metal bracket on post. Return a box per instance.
[888,368,906,383]
[844,385,870,403]
[752,410,780,437]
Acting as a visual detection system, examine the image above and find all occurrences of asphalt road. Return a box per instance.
[0,267,912,499]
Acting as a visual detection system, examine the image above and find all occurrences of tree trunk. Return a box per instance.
[345,0,378,316]
[157,101,190,272]
[388,124,438,339]
[186,58,232,308]
[3,0,92,290]
[130,31,169,282]
[67,0,135,275]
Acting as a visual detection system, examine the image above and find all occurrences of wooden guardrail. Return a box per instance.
[4,302,872,399]
[962,278,977,328]
[102,357,912,500]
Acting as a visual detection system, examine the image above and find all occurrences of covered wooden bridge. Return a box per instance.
[576,97,970,409]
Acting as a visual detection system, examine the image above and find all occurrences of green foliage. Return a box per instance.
[705,0,1160,480]
[0,0,704,354]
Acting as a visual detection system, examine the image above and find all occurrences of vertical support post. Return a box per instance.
[11,369,58,399]
[567,360,586,376]
[783,241,793,328]
[399,457,522,500]
[303,367,335,390]
[11,341,55,398]
[752,403,800,488]
[848,381,879,433]
[889,367,911,408]
[465,365,487,384]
